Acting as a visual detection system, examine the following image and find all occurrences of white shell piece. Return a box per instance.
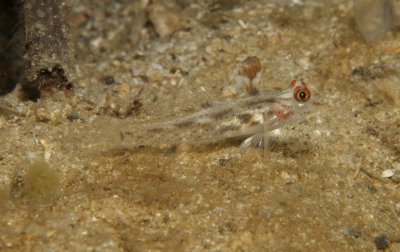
[381,169,394,178]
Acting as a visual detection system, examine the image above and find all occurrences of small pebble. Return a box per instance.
[148,3,182,37]
[343,227,361,238]
[354,0,394,43]
[375,235,390,250]
[395,203,400,214]
[102,75,115,85]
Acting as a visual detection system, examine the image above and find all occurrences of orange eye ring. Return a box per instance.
[294,86,311,102]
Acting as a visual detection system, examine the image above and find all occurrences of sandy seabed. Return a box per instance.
[1,0,400,251]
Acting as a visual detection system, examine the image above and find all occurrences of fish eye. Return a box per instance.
[294,86,311,102]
